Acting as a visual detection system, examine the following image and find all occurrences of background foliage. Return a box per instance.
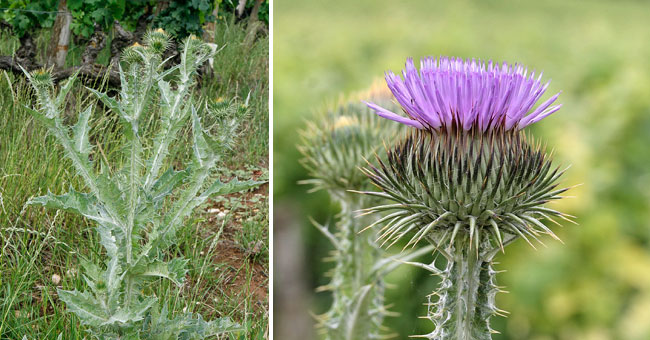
[273,0,650,339]
[0,0,269,38]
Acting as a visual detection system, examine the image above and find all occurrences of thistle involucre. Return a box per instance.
[299,88,402,195]
[362,56,573,340]
[362,128,568,251]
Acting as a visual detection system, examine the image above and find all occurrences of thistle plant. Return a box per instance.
[361,57,573,339]
[299,89,433,340]
[22,30,261,338]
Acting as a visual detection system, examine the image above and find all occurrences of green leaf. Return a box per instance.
[109,0,126,19]
[24,105,55,129]
[101,297,157,326]
[80,259,105,295]
[80,259,103,282]
[55,70,80,109]
[144,307,243,339]
[191,106,218,166]
[96,224,120,258]
[68,0,83,10]
[143,89,192,191]
[105,256,123,294]
[205,317,244,336]
[57,289,108,327]
[95,173,127,218]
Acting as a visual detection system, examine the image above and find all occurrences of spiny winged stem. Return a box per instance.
[298,99,390,340]
[423,234,504,340]
[321,193,385,340]
[23,30,262,338]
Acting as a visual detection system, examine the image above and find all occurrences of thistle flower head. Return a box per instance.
[366,57,562,131]
[360,58,571,253]
[121,41,147,64]
[28,68,54,93]
[299,89,401,196]
[122,30,175,67]
[144,28,171,54]
[23,67,57,116]
[180,35,214,70]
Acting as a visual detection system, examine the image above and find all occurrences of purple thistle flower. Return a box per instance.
[365,56,562,131]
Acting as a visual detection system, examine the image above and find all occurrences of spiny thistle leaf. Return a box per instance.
[144,305,243,340]
[57,289,110,327]
[27,189,118,229]
[136,258,189,286]
[86,87,125,117]
[54,69,80,109]
[149,167,190,203]
[72,105,94,156]
[198,178,263,201]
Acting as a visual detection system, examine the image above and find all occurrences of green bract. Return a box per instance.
[23,31,261,339]
[362,129,571,251]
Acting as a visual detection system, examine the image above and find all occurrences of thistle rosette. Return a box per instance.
[362,56,573,339]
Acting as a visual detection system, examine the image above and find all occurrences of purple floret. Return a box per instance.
[366,56,562,131]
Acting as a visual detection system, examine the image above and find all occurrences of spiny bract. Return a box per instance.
[361,127,572,251]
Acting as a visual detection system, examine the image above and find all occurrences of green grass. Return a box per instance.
[0,20,267,339]
[274,0,650,339]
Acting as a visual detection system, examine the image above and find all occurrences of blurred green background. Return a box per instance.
[273,0,650,339]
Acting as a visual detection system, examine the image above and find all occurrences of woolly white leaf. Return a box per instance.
[72,105,93,156]
[137,257,188,286]
[57,289,108,326]
[27,189,118,229]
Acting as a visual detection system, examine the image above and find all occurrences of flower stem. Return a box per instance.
[425,235,499,340]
